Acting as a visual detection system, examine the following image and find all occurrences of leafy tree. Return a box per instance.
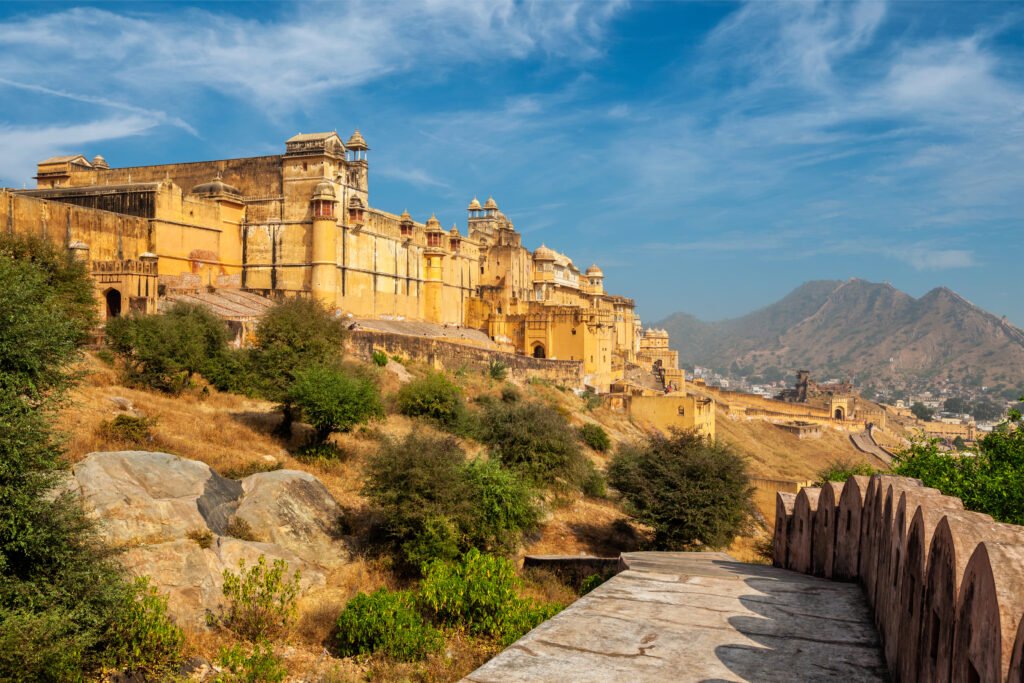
[943,396,969,414]
[218,555,301,642]
[287,365,383,445]
[106,302,231,393]
[250,298,347,434]
[971,397,1005,422]
[894,400,1024,524]
[911,402,934,421]
[480,400,589,489]
[578,423,611,452]
[608,430,755,550]
[0,237,181,680]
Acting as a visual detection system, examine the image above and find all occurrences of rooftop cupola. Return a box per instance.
[483,196,498,217]
[91,154,110,170]
[190,174,242,199]
[310,179,336,218]
[533,244,556,261]
[585,264,604,277]
[399,209,414,238]
[345,129,369,163]
[468,197,482,218]
[425,213,444,248]
[449,224,462,251]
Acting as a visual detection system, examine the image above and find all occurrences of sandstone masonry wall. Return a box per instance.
[775,475,1024,682]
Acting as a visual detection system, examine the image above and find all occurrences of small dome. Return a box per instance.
[312,179,336,201]
[91,154,109,170]
[400,208,412,220]
[586,264,604,276]
[468,197,482,211]
[534,244,556,261]
[425,213,442,230]
[450,225,461,237]
[484,196,498,210]
[191,175,242,198]
[346,129,369,150]
[348,194,364,207]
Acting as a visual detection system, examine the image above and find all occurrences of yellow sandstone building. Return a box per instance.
[5,127,709,437]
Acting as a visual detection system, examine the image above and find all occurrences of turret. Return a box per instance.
[423,214,446,322]
[585,264,604,294]
[467,197,482,219]
[399,209,415,239]
[345,129,369,164]
[310,180,338,307]
[483,195,498,217]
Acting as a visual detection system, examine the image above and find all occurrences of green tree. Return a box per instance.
[814,458,876,486]
[0,236,181,680]
[250,298,347,434]
[608,430,755,550]
[395,372,467,433]
[480,400,588,489]
[287,365,383,445]
[911,402,934,421]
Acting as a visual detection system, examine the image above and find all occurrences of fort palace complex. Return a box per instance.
[1,128,714,435]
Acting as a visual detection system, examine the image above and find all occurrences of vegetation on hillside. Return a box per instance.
[893,400,1024,524]
[0,236,183,681]
[608,430,755,550]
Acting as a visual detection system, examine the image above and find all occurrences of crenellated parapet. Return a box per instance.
[775,475,1024,682]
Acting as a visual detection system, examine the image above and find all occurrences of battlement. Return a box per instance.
[775,475,1024,681]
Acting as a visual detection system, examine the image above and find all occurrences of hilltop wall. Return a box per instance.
[346,329,584,387]
[775,475,1024,682]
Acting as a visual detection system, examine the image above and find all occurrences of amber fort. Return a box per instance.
[1,128,717,436]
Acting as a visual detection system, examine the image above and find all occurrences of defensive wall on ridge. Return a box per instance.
[345,329,584,387]
[697,385,879,432]
[774,474,1024,682]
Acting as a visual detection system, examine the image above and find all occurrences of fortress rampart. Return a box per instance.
[775,475,1024,682]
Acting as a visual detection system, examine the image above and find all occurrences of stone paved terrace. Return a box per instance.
[465,552,887,683]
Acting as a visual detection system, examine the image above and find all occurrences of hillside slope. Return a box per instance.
[656,279,1024,392]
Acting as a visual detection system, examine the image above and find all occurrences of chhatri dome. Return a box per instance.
[346,129,369,150]
[468,197,482,211]
[586,264,604,277]
[311,179,336,201]
[534,244,556,261]
[484,196,498,210]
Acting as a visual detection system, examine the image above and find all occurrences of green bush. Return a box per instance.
[579,574,605,595]
[894,402,1024,524]
[580,389,602,411]
[395,372,467,432]
[500,385,521,403]
[219,555,301,642]
[214,641,287,683]
[419,550,561,645]
[363,433,539,570]
[102,578,184,676]
[814,458,876,486]
[580,464,607,498]
[372,350,388,367]
[488,359,509,381]
[288,365,384,444]
[106,302,232,394]
[578,423,610,452]
[97,414,156,448]
[480,400,588,489]
[608,430,755,550]
[335,589,444,661]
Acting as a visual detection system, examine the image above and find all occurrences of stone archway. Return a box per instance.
[835,407,845,420]
[104,288,122,319]
[532,343,546,359]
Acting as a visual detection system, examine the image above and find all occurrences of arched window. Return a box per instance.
[532,344,546,359]
[834,408,845,420]
[104,288,122,319]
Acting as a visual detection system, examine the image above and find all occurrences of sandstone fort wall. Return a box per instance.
[345,329,584,387]
[775,474,1024,681]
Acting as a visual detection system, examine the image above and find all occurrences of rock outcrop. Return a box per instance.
[70,451,349,628]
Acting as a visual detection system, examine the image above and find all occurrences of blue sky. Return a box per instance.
[1,1,1022,325]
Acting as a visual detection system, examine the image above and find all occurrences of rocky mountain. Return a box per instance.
[654,279,1024,393]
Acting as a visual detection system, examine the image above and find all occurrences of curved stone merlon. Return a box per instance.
[774,473,1024,683]
[773,492,796,569]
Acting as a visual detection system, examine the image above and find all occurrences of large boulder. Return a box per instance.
[71,451,349,628]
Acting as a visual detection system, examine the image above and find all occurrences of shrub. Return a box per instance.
[371,350,388,367]
[579,574,605,595]
[578,423,610,452]
[106,302,231,394]
[580,389,602,411]
[335,589,443,661]
[102,578,184,676]
[395,372,466,432]
[219,555,301,642]
[608,430,755,550]
[488,359,508,381]
[894,402,1024,524]
[500,384,521,403]
[580,464,607,498]
[226,517,260,542]
[188,528,215,549]
[419,550,561,645]
[480,400,587,489]
[814,458,876,486]
[97,414,156,448]
[364,433,540,570]
[288,365,384,444]
[214,641,287,683]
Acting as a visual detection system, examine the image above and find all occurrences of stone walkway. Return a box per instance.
[465,552,887,683]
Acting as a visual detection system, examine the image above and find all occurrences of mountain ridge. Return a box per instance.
[653,279,1024,393]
